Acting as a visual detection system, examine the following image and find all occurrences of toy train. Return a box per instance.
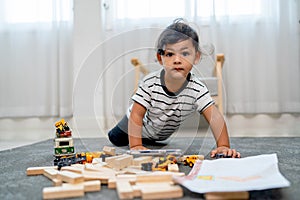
[53,119,111,169]
[53,119,74,157]
[53,152,105,170]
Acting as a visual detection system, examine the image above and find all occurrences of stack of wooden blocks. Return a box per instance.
[26,146,185,199]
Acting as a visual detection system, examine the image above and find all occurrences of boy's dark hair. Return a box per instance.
[156,18,200,54]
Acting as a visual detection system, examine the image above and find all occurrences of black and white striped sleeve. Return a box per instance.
[131,79,152,109]
[194,80,214,113]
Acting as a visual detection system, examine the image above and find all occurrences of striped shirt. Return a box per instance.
[127,69,214,141]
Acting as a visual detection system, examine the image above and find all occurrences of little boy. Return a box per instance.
[108,19,240,158]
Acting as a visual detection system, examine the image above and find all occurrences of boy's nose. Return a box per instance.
[173,54,182,64]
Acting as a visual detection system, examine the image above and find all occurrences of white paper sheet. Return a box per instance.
[175,154,290,193]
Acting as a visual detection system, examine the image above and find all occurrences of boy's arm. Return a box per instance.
[202,105,240,158]
[128,102,148,150]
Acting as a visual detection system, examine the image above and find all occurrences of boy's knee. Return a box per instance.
[108,128,129,147]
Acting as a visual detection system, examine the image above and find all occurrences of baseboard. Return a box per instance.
[0,113,299,141]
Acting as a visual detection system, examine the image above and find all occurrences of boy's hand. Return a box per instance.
[130,145,149,150]
[210,146,241,158]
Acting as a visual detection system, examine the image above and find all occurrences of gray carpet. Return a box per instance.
[0,137,299,200]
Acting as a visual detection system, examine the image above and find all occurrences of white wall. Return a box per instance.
[72,0,105,138]
[0,0,105,142]
[0,0,300,142]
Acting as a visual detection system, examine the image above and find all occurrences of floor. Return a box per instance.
[1,113,299,151]
[2,137,299,200]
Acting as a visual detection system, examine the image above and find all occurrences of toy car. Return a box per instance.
[179,155,203,167]
[55,119,72,138]
[54,137,75,156]
[54,153,87,170]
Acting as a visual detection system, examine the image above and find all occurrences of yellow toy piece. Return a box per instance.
[156,155,177,171]
[180,155,204,167]
[55,118,72,138]
[83,152,104,163]
[55,119,64,131]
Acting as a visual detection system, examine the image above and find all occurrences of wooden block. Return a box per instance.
[43,169,59,180]
[92,158,107,164]
[71,163,85,169]
[116,181,134,200]
[168,163,179,172]
[26,166,57,176]
[52,178,62,186]
[132,182,174,198]
[43,185,84,199]
[198,155,205,160]
[63,180,101,192]
[135,182,174,188]
[83,180,101,192]
[136,174,173,183]
[84,163,111,172]
[108,177,117,189]
[82,171,112,184]
[58,171,84,184]
[103,146,116,156]
[123,167,150,175]
[132,156,153,166]
[108,174,136,189]
[99,165,117,173]
[131,185,142,198]
[141,184,183,200]
[105,155,127,167]
[61,166,83,174]
[105,154,133,170]
[114,155,133,170]
[153,171,185,177]
[205,191,249,200]
[117,174,137,184]
[84,163,102,171]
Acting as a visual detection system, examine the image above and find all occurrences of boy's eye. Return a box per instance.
[165,52,174,57]
[182,52,190,56]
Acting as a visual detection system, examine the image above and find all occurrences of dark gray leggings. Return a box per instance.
[107,115,156,147]
[108,115,129,146]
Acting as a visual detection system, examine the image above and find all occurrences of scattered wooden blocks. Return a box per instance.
[115,155,134,171]
[43,184,84,199]
[105,155,126,167]
[105,154,133,170]
[205,191,249,200]
[116,176,183,200]
[103,146,116,156]
[26,151,197,200]
[136,173,173,183]
[116,180,134,199]
[43,168,59,180]
[141,184,183,200]
[82,180,101,192]
[82,170,112,183]
[58,171,84,184]
[61,165,84,174]
[26,166,58,176]
[63,180,101,192]
[52,178,62,186]
[132,182,172,197]
[109,174,137,189]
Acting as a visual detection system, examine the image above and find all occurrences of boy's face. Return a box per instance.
[158,39,200,81]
